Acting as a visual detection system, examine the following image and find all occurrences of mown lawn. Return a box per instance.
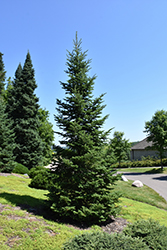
[0,175,96,249]
[113,179,167,210]
[0,174,167,249]
[119,166,167,174]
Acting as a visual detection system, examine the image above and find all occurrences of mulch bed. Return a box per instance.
[101,217,128,234]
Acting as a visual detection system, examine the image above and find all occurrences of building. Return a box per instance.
[131,138,158,160]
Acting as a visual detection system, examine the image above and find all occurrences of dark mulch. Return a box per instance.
[101,216,128,234]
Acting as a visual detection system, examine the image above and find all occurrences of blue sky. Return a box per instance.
[1,0,167,143]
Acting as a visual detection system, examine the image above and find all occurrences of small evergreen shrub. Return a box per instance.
[0,161,16,173]
[29,167,52,190]
[13,163,29,175]
[123,218,167,249]
[29,166,45,179]
[63,231,149,250]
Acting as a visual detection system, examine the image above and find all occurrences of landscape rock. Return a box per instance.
[132,180,143,187]
[24,174,29,177]
[121,175,128,181]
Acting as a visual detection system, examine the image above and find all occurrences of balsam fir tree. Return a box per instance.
[0,52,6,97]
[6,53,44,169]
[0,97,16,172]
[49,34,121,224]
[38,108,54,165]
[6,63,22,119]
[0,53,15,172]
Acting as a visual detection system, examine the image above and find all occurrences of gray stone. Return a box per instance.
[132,180,143,187]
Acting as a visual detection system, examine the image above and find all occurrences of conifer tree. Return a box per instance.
[49,34,120,224]
[6,64,22,118]
[6,53,43,169]
[38,108,54,165]
[0,54,15,172]
[0,97,16,172]
[0,52,6,96]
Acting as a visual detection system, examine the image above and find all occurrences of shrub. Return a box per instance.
[114,157,167,169]
[0,161,16,173]
[123,218,167,249]
[162,158,167,166]
[29,166,46,179]
[13,163,29,175]
[29,167,52,190]
[63,231,149,250]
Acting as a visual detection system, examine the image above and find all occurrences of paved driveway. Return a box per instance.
[120,172,167,201]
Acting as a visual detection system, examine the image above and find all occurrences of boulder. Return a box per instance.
[132,180,143,187]
[121,175,128,182]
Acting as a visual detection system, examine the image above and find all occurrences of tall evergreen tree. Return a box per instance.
[6,53,44,169]
[0,52,6,96]
[49,34,120,224]
[3,77,13,103]
[38,108,54,165]
[6,63,22,119]
[0,53,15,172]
[0,97,16,172]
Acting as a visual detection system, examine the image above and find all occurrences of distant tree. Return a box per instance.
[144,110,167,169]
[3,77,13,102]
[48,33,121,224]
[0,52,6,97]
[38,108,54,166]
[6,64,22,122]
[6,53,44,169]
[110,131,131,167]
[0,97,15,172]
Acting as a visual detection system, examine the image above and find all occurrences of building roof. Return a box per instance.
[131,138,153,150]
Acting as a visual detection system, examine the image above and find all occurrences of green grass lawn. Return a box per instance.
[113,180,167,210]
[0,175,96,250]
[0,174,167,249]
[119,197,167,226]
[119,166,167,174]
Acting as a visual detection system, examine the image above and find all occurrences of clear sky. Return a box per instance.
[1,0,167,144]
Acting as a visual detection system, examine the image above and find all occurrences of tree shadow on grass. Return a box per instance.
[123,172,146,176]
[0,192,119,229]
[145,168,164,174]
[0,192,104,228]
[0,192,57,222]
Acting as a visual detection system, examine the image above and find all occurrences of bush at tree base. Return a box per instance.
[28,166,46,179]
[13,163,29,174]
[29,167,52,190]
[63,231,149,250]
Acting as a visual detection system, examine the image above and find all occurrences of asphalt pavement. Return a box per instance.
[120,172,167,201]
